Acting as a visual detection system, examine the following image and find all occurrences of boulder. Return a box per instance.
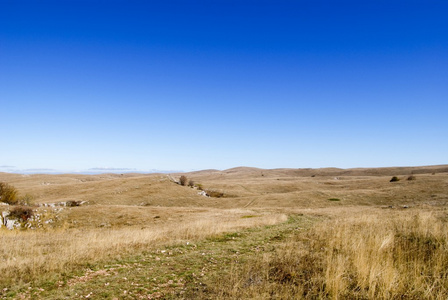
[6,218,20,230]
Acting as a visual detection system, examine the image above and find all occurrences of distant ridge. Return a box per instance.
[184,164,448,178]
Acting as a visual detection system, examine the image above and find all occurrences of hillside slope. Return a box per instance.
[1,164,447,209]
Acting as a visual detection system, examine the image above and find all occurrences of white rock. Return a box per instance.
[6,218,19,230]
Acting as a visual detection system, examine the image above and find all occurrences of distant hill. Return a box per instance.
[183,164,448,179]
[1,164,447,209]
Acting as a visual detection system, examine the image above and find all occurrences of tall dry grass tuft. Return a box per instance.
[211,211,448,299]
[318,212,448,298]
[0,212,286,287]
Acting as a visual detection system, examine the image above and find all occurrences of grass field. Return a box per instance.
[1,165,447,299]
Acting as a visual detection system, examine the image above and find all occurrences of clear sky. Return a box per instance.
[1,0,447,173]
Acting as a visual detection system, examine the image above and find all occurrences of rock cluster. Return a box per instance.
[1,208,62,230]
[198,191,209,197]
[0,211,20,230]
[40,200,87,207]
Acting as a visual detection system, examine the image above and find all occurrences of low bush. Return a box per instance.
[407,175,416,181]
[390,176,400,182]
[0,182,18,205]
[206,190,225,198]
[66,200,82,207]
[9,206,34,221]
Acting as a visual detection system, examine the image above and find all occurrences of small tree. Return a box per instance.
[179,175,188,186]
[0,182,18,205]
[188,180,195,187]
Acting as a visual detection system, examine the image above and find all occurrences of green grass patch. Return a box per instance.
[2,214,319,299]
[328,198,341,201]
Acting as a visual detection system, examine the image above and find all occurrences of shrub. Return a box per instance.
[66,200,82,207]
[18,193,34,206]
[9,206,34,221]
[390,176,400,182]
[407,175,416,181]
[0,182,18,205]
[179,175,188,186]
[188,180,195,187]
[206,190,225,198]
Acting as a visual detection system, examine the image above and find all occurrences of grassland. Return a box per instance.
[0,165,447,299]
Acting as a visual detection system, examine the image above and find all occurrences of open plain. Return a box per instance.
[1,165,448,299]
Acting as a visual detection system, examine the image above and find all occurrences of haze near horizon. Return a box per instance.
[1,0,447,173]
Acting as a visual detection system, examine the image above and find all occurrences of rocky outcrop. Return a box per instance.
[1,210,20,230]
[40,200,87,207]
[1,207,61,230]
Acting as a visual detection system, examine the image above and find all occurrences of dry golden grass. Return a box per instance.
[183,166,448,209]
[207,209,448,299]
[1,165,447,209]
[0,166,447,298]
[0,173,203,207]
[319,211,448,299]
[0,209,286,286]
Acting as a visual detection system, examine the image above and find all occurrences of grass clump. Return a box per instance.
[18,193,34,206]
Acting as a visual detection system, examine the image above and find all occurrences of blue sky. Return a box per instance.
[1,0,447,173]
